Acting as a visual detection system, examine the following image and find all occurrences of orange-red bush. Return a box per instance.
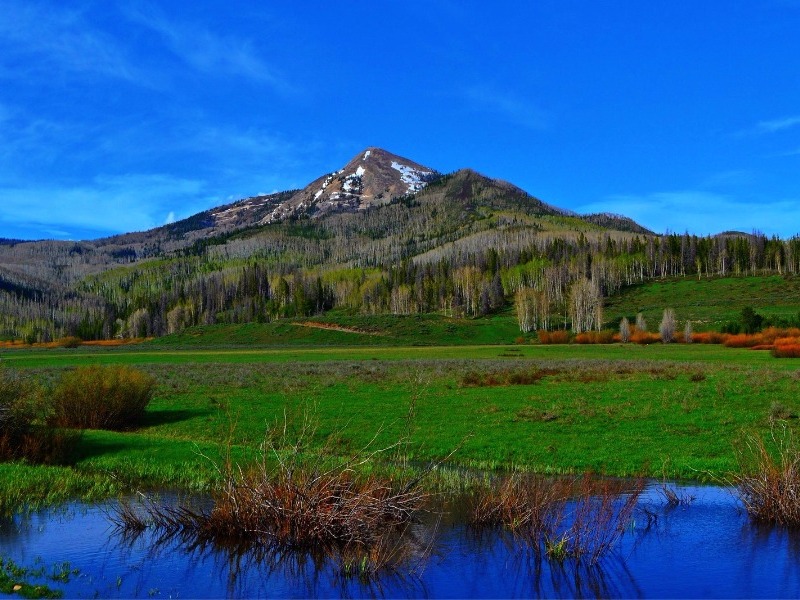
[538,330,571,344]
[772,344,800,358]
[630,331,661,345]
[724,334,763,348]
[691,332,727,344]
[574,331,615,344]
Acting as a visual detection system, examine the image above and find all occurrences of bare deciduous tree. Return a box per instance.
[619,317,631,343]
[659,308,676,343]
[569,277,602,333]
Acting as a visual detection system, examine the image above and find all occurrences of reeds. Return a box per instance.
[470,474,643,564]
[112,411,433,577]
[730,426,800,526]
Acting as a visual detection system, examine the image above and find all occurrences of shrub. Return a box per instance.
[0,367,36,459]
[574,330,615,344]
[51,366,155,430]
[54,336,82,348]
[724,334,763,348]
[538,330,571,344]
[0,367,74,463]
[692,331,726,344]
[773,345,800,358]
[630,331,661,345]
[112,412,431,578]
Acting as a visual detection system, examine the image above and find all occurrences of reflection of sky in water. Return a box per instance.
[1,484,800,598]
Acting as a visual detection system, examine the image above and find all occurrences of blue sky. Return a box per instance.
[1,1,800,240]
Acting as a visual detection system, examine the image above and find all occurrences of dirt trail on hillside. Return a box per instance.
[292,321,388,336]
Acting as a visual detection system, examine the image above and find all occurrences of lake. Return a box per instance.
[1,483,799,598]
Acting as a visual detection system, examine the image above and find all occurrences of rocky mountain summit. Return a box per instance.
[261,147,438,223]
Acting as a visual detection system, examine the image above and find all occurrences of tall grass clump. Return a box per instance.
[50,366,155,430]
[731,426,800,526]
[470,474,643,564]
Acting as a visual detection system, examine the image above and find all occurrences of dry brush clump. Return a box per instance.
[112,412,434,577]
[730,426,800,526]
[470,474,643,564]
[50,365,155,430]
[460,368,559,388]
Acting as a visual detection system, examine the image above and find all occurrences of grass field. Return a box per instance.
[2,340,800,514]
[604,275,800,331]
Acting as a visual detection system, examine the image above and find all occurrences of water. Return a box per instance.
[1,484,799,598]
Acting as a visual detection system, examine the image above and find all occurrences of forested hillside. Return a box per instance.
[1,153,799,343]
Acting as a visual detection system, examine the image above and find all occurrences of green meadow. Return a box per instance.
[2,339,800,514]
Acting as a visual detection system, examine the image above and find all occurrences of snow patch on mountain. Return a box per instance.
[391,161,433,194]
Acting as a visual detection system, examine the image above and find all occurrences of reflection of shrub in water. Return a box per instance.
[470,474,643,565]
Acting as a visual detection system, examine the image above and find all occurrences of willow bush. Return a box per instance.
[51,366,155,430]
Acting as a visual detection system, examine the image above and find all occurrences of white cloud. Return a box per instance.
[123,4,291,92]
[576,191,800,237]
[464,86,549,130]
[0,1,151,84]
[756,115,800,134]
[165,211,176,225]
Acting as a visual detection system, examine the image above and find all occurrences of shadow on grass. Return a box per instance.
[139,408,209,428]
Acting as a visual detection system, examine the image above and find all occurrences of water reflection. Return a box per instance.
[1,484,800,598]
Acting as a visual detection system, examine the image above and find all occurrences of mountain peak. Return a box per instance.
[261,148,438,223]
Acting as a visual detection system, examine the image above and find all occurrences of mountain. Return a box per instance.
[261,147,438,223]
[1,146,710,343]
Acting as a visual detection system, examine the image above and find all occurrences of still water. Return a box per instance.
[1,483,799,598]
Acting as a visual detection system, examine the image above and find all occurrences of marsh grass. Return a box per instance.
[0,556,69,599]
[470,474,643,564]
[731,426,800,526]
[111,409,440,578]
[657,484,696,507]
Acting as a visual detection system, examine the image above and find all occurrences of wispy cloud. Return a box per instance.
[0,174,210,239]
[755,115,800,134]
[464,86,549,130]
[736,115,800,137]
[0,1,150,84]
[123,4,291,92]
[576,191,800,237]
